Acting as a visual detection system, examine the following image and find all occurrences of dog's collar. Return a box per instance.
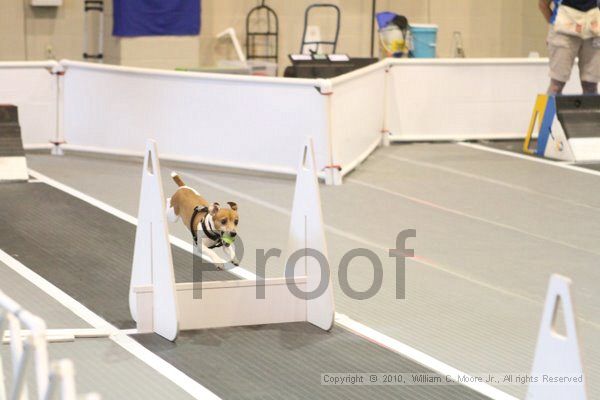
[190,206,223,248]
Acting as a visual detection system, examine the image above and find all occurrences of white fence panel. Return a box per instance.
[329,62,386,177]
[61,61,330,176]
[386,58,581,141]
[0,58,590,182]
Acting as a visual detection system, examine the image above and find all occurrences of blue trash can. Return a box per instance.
[410,24,438,58]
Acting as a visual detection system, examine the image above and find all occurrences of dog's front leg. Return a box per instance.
[222,245,240,266]
[198,243,228,270]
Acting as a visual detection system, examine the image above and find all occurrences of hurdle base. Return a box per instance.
[540,135,600,163]
[527,94,600,163]
[0,157,28,182]
[134,276,313,333]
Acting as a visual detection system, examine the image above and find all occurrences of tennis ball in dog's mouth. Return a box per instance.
[222,234,235,246]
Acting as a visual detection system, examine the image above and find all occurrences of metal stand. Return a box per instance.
[370,0,376,58]
[83,0,104,62]
[246,0,279,62]
[300,4,341,54]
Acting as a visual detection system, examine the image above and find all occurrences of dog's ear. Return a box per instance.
[227,201,238,211]
[209,202,220,216]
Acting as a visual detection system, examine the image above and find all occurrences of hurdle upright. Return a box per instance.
[129,139,335,341]
[526,275,587,400]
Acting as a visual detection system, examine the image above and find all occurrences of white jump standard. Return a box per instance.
[129,139,335,341]
[527,274,587,400]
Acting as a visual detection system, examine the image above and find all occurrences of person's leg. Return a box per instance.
[581,81,598,94]
[548,79,567,95]
[579,37,600,94]
[547,29,579,94]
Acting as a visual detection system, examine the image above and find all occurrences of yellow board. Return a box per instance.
[523,94,549,155]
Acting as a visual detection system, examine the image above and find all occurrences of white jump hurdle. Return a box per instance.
[129,139,335,341]
[527,274,587,400]
[0,291,97,400]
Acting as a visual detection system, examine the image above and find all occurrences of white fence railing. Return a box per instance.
[0,291,98,400]
[0,58,583,184]
[385,58,582,141]
[329,61,388,181]
[59,60,331,178]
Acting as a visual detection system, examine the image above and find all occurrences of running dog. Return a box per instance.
[167,172,240,270]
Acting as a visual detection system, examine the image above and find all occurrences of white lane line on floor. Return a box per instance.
[348,177,600,258]
[458,142,600,178]
[382,153,600,211]
[29,168,516,400]
[335,314,518,400]
[28,169,138,225]
[0,249,220,400]
[180,172,600,332]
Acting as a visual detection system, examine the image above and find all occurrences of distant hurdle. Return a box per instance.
[0,105,28,182]
[129,139,335,341]
[0,291,98,400]
[527,274,587,400]
[524,95,600,162]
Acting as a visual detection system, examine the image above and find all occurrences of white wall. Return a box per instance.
[0,61,58,147]
[60,61,330,175]
[0,1,552,69]
[386,59,582,141]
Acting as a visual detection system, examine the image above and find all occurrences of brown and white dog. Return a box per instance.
[167,172,240,269]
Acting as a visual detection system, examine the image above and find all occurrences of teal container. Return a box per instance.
[410,24,438,58]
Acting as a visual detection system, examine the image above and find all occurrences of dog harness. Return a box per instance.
[190,206,223,249]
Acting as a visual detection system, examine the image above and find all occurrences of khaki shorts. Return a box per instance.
[547,28,600,83]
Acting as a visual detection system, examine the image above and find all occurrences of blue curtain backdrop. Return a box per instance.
[113,0,201,37]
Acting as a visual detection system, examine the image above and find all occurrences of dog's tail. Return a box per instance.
[171,172,186,187]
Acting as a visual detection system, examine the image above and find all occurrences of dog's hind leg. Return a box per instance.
[166,198,180,223]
